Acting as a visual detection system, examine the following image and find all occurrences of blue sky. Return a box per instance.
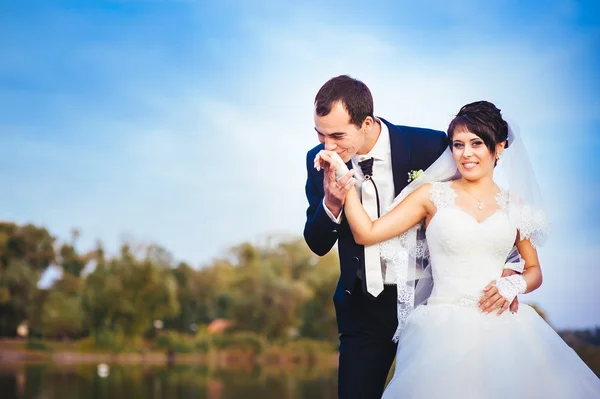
[1,0,599,329]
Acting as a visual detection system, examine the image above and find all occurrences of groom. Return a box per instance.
[303,75,448,398]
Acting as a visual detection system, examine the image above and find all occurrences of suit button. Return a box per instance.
[344,289,352,296]
[352,257,359,263]
[332,229,338,233]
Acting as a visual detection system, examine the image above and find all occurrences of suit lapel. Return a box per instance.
[380,118,411,196]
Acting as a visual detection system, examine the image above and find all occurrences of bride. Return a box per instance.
[316,101,600,398]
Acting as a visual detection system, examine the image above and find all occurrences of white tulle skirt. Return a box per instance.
[382,303,600,399]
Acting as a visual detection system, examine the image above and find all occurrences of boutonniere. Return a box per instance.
[407,169,424,183]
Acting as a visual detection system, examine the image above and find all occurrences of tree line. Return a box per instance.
[0,222,340,345]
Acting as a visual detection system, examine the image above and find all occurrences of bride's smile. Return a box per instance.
[451,129,501,181]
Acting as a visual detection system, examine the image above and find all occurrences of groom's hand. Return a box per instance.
[319,153,355,218]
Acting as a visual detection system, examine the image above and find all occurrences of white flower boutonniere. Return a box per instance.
[407,169,424,183]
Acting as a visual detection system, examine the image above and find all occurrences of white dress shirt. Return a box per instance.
[323,120,396,284]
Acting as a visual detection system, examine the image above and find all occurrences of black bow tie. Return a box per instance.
[358,158,374,179]
[357,157,380,217]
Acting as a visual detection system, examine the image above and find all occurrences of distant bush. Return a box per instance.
[26,339,49,351]
[154,331,194,354]
[286,338,337,360]
[558,328,600,377]
[194,334,211,354]
[211,332,266,355]
[154,334,171,349]
[90,330,119,351]
[75,337,100,352]
[76,331,144,353]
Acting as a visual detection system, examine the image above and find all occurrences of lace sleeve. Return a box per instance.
[518,203,551,248]
[507,191,551,248]
[429,181,456,210]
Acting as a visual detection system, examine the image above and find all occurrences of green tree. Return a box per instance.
[299,251,340,341]
[227,242,313,339]
[0,222,55,271]
[40,288,85,339]
[28,274,85,339]
[165,260,234,333]
[0,222,56,336]
[83,243,180,342]
[58,244,86,277]
[0,260,40,336]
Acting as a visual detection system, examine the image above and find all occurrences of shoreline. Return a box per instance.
[0,346,339,368]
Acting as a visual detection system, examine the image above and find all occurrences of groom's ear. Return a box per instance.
[361,116,375,131]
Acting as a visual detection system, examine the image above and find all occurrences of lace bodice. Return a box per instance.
[426,181,516,301]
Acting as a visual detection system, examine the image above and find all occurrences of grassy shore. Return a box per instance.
[0,337,339,368]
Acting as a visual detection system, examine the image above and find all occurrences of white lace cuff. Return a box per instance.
[495,274,527,303]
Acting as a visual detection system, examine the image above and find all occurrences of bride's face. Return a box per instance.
[451,130,496,180]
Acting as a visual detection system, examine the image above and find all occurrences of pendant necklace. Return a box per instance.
[459,180,485,210]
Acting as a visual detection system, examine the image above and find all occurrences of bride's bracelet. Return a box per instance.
[495,274,527,303]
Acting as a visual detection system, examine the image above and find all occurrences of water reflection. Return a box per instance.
[0,363,337,399]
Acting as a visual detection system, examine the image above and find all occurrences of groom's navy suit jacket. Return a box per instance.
[303,118,448,332]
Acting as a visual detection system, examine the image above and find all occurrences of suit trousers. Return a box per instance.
[337,278,398,399]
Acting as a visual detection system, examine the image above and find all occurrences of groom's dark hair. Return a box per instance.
[315,75,374,128]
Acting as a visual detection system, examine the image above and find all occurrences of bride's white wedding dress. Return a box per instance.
[382,181,600,398]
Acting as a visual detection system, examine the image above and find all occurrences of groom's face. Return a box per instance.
[314,102,366,163]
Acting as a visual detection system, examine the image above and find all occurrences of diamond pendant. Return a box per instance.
[477,201,484,210]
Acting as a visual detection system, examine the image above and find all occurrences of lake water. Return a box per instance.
[0,363,338,399]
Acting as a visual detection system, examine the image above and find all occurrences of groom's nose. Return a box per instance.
[324,138,337,151]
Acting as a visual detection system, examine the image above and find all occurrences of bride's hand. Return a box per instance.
[480,273,527,315]
[501,269,520,313]
[479,281,510,315]
[314,150,352,181]
[314,150,356,216]
[314,149,336,171]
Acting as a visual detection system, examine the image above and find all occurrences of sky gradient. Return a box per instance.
[1,0,599,329]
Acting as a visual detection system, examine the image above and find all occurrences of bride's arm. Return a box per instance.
[344,183,431,246]
[314,149,431,246]
[479,232,542,314]
[514,232,543,293]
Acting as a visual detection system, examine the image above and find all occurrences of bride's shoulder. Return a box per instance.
[402,183,432,202]
[410,182,436,197]
[409,181,454,197]
[427,180,455,196]
[411,181,451,192]
[408,182,453,206]
[398,183,436,209]
[429,180,453,189]
[427,180,456,208]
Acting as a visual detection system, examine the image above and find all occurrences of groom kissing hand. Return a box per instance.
[303,75,448,399]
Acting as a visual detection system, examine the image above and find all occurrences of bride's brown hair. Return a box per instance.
[447,101,509,155]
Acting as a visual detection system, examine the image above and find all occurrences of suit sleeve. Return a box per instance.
[436,130,449,158]
[417,129,449,170]
[303,150,340,256]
